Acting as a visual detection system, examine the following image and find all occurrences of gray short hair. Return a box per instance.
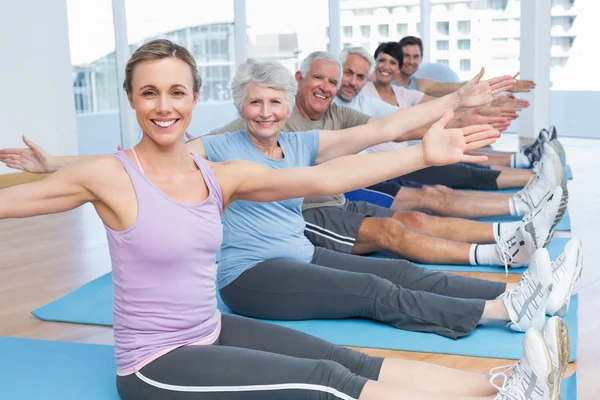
[298,51,342,89]
[231,59,298,117]
[339,47,375,75]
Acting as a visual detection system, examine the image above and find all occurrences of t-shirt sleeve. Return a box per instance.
[212,118,246,135]
[287,130,320,166]
[200,133,233,162]
[334,103,371,129]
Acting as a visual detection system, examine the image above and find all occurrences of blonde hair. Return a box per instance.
[122,39,202,94]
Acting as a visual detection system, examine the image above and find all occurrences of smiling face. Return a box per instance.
[375,52,401,85]
[295,59,340,119]
[127,57,198,146]
[400,44,422,77]
[339,53,371,102]
[240,82,289,141]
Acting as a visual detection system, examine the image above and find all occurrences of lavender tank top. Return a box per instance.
[106,151,223,372]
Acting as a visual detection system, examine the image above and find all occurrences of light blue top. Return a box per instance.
[333,93,398,118]
[201,130,320,289]
[414,62,461,83]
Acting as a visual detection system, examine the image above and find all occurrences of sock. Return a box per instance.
[509,193,530,216]
[494,221,523,243]
[471,243,503,265]
[511,152,530,169]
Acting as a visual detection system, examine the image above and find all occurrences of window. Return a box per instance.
[460,59,471,72]
[126,0,236,104]
[436,59,449,66]
[247,0,329,74]
[67,0,119,115]
[551,36,575,51]
[457,20,471,34]
[353,8,374,17]
[436,21,450,35]
[360,25,371,38]
[551,57,568,68]
[343,26,353,38]
[378,24,389,37]
[343,42,353,49]
[396,23,408,36]
[457,39,471,50]
[436,40,449,51]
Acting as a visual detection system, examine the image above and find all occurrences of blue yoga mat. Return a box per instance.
[477,209,570,231]
[373,236,569,274]
[0,336,578,400]
[32,269,578,361]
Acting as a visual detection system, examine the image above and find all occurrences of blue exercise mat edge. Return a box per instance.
[0,336,579,400]
[31,267,579,362]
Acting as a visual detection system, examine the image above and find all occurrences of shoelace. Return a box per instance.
[513,161,544,211]
[489,364,527,400]
[497,238,514,276]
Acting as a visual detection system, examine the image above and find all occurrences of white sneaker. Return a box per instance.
[549,139,567,167]
[547,238,583,317]
[539,143,565,188]
[492,328,554,400]
[510,150,564,215]
[502,248,553,332]
[548,125,558,141]
[522,186,568,248]
[543,316,570,400]
[497,226,536,271]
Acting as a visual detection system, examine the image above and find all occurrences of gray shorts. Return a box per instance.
[302,201,396,253]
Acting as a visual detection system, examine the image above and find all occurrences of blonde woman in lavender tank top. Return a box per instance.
[0,40,565,400]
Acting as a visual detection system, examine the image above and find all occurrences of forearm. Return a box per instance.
[47,156,84,172]
[312,145,426,195]
[425,82,465,97]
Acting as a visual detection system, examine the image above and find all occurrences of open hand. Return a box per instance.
[460,107,510,131]
[479,102,519,120]
[508,72,536,93]
[0,136,52,173]
[456,68,515,109]
[421,111,500,166]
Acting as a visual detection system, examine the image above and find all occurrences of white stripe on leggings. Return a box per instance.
[135,371,358,400]
[304,222,356,244]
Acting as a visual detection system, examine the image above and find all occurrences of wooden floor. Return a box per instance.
[1,134,599,399]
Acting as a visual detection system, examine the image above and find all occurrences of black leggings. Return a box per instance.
[400,163,501,190]
[221,247,506,339]
[116,314,383,400]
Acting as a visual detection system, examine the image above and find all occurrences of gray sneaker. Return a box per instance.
[546,238,583,317]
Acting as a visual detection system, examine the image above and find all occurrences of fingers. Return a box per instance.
[465,138,499,152]
[22,135,40,151]
[489,77,515,93]
[117,146,123,151]
[469,67,485,85]
[4,162,25,171]
[460,154,491,164]
[490,121,510,130]
[459,123,496,137]
[0,148,26,156]
[463,128,501,144]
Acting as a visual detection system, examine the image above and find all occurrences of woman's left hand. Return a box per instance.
[421,111,500,167]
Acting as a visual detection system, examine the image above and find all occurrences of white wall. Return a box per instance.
[0,0,78,174]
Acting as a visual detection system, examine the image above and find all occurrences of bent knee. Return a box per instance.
[394,211,430,230]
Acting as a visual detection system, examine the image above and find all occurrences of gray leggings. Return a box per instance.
[400,163,500,190]
[117,313,383,400]
[221,247,506,339]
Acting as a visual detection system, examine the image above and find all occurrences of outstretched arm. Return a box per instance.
[0,135,208,174]
[221,112,498,204]
[316,68,513,164]
[0,157,99,219]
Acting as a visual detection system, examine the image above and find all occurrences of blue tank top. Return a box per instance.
[201,130,320,289]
